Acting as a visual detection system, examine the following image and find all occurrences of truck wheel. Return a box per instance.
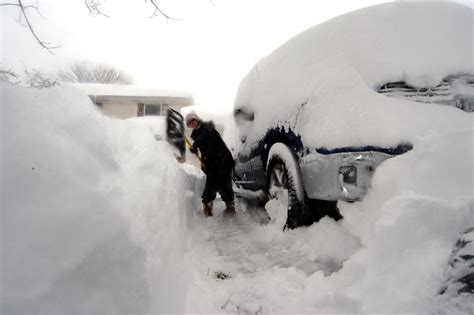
[266,143,305,229]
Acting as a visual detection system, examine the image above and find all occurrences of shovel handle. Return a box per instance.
[185,136,203,165]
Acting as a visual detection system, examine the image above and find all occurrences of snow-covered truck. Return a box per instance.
[232,2,473,228]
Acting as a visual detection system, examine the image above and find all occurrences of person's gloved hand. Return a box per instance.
[190,146,197,154]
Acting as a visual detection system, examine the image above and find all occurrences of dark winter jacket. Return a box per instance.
[191,121,234,177]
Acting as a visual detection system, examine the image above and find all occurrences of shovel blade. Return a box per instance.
[166,108,185,160]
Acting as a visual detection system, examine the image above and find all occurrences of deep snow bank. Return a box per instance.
[226,3,474,310]
[0,83,200,314]
[186,126,474,314]
[336,129,474,313]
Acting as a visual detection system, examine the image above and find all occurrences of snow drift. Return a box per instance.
[219,2,474,313]
[0,83,201,314]
[1,2,473,314]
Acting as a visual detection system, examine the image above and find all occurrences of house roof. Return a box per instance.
[68,83,193,99]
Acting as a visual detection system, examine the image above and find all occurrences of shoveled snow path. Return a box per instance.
[185,199,361,313]
[210,202,338,276]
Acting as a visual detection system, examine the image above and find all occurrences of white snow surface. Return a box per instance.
[2,4,474,312]
[1,83,201,314]
[2,80,474,313]
[127,116,167,140]
[234,2,473,155]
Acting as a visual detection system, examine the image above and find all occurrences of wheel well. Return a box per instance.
[260,128,304,170]
[265,142,306,202]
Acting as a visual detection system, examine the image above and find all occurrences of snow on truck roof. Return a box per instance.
[234,2,473,151]
[237,2,472,95]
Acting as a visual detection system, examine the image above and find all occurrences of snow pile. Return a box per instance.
[126,115,167,140]
[1,4,473,313]
[183,127,473,314]
[186,3,474,313]
[336,129,474,313]
[440,227,474,298]
[0,83,201,314]
[234,2,473,154]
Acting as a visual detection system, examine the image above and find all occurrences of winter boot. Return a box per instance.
[224,200,236,215]
[203,201,213,217]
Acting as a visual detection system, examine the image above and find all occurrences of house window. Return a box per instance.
[137,103,170,116]
[137,103,145,116]
[137,103,169,116]
[144,104,161,116]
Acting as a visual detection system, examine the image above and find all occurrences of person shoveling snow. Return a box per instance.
[185,111,235,217]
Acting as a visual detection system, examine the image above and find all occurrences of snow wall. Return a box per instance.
[1,83,203,314]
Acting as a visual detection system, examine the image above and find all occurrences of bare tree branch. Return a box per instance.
[24,68,60,88]
[2,0,193,51]
[18,0,61,51]
[1,0,61,52]
[0,3,20,7]
[58,61,133,84]
[83,0,178,20]
[1,65,60,88]
[147,0,181,20]
[0,67,21,85]
[31,0,46,19]
[84,0,109,18]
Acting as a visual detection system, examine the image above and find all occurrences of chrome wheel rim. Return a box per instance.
[267,163,289,228]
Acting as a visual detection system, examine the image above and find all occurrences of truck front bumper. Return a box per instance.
[300,151,393,201]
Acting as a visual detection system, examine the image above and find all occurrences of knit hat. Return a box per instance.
[185,111,200,127]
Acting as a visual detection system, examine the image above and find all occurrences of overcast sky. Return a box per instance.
[2,0,444,111]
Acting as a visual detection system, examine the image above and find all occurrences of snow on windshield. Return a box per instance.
[234,2,473,154]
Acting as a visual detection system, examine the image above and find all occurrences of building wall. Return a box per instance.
[102,102,138,119]
[99,101,188,120]
[89,93,193,120]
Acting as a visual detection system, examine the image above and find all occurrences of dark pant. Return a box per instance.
[202,171,234,204]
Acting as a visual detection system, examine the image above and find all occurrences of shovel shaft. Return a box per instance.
[185,136,203,165]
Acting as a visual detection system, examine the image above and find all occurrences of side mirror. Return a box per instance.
[166,108,185,161]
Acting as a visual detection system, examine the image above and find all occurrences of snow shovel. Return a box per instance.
[184,136,203,165]
[166,108,203,165]
[166,108,186,161]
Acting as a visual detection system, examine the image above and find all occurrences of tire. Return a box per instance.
[439,226,474,296]
[265,143,305,229]
[305,198,342,222]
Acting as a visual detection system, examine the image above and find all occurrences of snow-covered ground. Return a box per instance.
[1,3,473,313]
[1,83,203,314]
[2,78,473,314]
[184,128,474,314]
